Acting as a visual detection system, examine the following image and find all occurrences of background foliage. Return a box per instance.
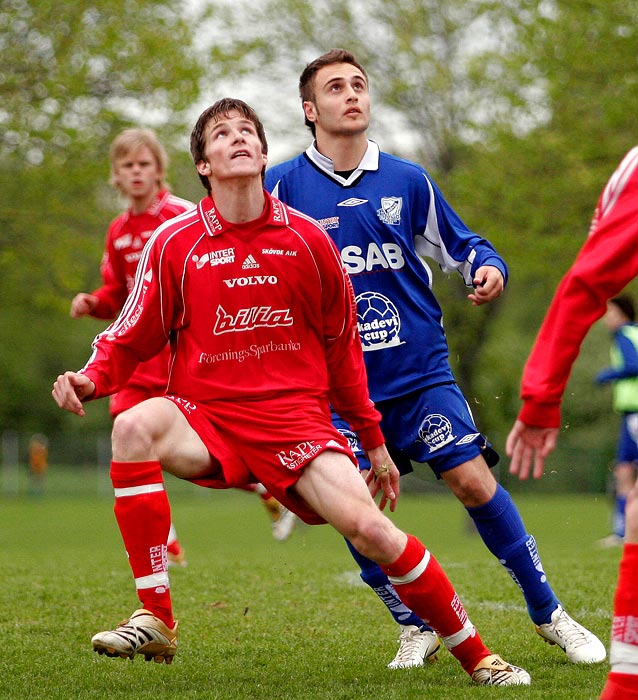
[2,0,638,491]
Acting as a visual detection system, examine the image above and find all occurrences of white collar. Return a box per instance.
[305,140,380,185]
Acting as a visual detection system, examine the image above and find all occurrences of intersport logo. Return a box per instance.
[223,275,278,288]
[213,304,293,334]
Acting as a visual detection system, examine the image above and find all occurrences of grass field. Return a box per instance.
[0,471,621,699]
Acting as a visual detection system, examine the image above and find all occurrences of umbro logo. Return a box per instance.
[456,433,480,445]
[241,254,260,269]
[338,198,368,207]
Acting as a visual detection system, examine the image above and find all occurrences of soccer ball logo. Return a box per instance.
[356,291,402,351]
[418,413,455,453]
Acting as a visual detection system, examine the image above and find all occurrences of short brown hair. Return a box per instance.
[610,294,636,322]
[190,98,269,193]
[298,49,368,135]
[109,128,169,193]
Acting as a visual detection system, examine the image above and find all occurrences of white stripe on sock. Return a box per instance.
[441,619,476,650]
[610,640,638,675]
[114,482,165,498]
[135,572,170,590]
[387,549,431,585]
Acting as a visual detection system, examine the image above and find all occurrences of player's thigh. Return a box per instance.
[112,397,211,477]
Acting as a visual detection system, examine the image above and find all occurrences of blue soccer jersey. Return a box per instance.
[265,140,507,403]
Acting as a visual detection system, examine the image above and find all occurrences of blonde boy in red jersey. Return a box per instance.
[71,128,192,564]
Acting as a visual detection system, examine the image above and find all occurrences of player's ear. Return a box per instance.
[303,101,317,124]
[196,161,211,177]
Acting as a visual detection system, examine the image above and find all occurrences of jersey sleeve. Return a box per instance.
[90,222,130,319]
[413,171,508,286]
[518,150,638,427]
[81,231,174,400]
[316,228,384,450]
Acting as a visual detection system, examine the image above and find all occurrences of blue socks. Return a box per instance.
[614,495,627,538]
[467,484,559,625]
[344,538,432,630]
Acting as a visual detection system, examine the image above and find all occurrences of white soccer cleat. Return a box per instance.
[597,534,623,549]
[387,624,441,669]
[471,654,531,686]
[91,609,178,664]
[536,605,606,664]
[167,545,187,568]
[272,506,297,542]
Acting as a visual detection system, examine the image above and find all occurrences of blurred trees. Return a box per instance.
[1,0,637,487]
[0,0,206,441]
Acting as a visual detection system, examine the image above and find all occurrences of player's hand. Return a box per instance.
[52,371,95,417]
[506,420,558,480]
[70,293,99,318]
[364,445,400,512]
[468,265,504,306]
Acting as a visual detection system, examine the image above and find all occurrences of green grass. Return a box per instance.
[0,473,621,699]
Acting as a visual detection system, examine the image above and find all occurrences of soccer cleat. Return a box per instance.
[91,609,178,664]
[272,506,297,542]
[262,495,283,521]
[471,654,531,686]
[596,534,623,549]
[167,545,187,568]
[535,605,606,663]
[387,624,441,669]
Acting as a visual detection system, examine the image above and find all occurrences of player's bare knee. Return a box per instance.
[347,513,404,564]
[112,408,154,460]
[443,457,497,507]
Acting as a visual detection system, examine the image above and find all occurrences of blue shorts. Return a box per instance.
[617,413,638,463]
[332,382,499,478]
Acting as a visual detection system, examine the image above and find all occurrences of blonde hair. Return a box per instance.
[109,128,169,193]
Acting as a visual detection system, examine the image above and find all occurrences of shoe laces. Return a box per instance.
[551,609,591,649]
[393,626,426,662]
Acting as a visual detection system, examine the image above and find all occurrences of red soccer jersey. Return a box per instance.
[82,191,383,450]
[88,190,195,409]
[519,147,638,428]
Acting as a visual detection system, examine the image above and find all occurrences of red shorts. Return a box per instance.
[164,394,358,524]
[110,384,164,417]
[110,349,170,418]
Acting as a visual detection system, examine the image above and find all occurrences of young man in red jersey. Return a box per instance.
[505,146,638,699]
[506,147,638,479]
[71,130,294,562]
[52,98,529,686]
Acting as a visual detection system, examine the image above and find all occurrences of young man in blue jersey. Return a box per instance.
[595,295,638,548]
[265,48,606,669]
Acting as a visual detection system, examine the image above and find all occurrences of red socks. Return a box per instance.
[381,534,491,675]
[600,544,638,700]
[601,675,638,700]
[110,460,174,628]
